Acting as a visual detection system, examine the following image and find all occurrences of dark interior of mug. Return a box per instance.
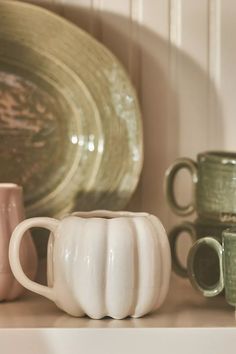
[192,243,220,289]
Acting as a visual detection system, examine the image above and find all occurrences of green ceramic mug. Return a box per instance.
[188,228,236,306]
[168,218,230,286]
[165,151,236,221]
[169,218,226,279]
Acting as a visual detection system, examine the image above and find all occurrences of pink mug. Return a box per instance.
[0,183,37,300]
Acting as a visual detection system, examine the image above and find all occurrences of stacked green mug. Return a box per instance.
[165,151,236,306]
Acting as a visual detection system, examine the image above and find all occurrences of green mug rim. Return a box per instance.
[187,237,224,297]
[198,151,236,164]
[222,227,236,236]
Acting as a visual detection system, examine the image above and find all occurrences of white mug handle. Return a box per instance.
[9,217,59,301]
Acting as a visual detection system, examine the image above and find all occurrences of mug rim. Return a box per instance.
[198,151,236,164]
[223,227,236,236]
[71,210,150,219]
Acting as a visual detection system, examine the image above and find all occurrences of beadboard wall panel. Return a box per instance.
[13,0,234,230]
[220,1,236,150]
[139,0,172,224]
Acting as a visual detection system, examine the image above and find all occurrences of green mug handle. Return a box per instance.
[165,158,198,216]
[169,222,197,278]
[187,237,224,296]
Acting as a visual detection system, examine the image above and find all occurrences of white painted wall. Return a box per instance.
[15,0,235,231]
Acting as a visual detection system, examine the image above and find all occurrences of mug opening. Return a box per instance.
[192,243,220,290]
[72,210,149,219]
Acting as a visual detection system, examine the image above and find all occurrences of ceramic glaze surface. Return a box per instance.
[9,211,171,319]
[0,69,71,207]
[168,218,232,286]
[0,184,37,300]
[165,151,236,221]
[188,229,236,306]
[197,153,236,221]
[0,1,143,217]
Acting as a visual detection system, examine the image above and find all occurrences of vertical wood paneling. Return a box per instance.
[165,0,221,228]
[90,0,103,39]
[207,0,222,150]
[177,0,209,156]
[97,1,133,70]
[60,0,93,33]
[128,0,143,88]
[167,0,182,227]
[220,0,236,150]
[168,0,182,168]
[138,0,171,224]
[208,0,221,90]
[125,0,143,211]
[169,0,182,47]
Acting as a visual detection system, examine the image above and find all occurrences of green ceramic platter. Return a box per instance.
[0,1,143,217]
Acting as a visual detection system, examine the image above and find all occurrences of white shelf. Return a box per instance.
[1,274,236,354]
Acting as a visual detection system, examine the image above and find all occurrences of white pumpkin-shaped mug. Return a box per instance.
[9,210,171,319]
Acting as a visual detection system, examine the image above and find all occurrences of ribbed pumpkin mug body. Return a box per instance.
[9,210,171,319]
